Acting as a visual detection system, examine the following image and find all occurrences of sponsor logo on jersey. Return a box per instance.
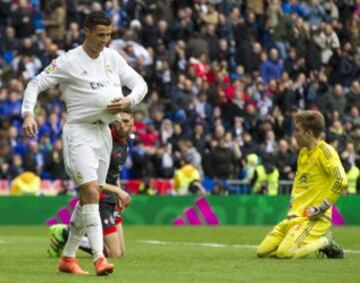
[89,80,111,89]
[89,80,121,89]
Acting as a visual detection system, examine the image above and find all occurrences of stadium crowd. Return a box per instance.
[0,0,359,195]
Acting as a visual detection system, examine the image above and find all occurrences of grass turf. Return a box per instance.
[0,226,359,283]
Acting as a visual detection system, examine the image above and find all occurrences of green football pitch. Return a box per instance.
[0,226,359,283]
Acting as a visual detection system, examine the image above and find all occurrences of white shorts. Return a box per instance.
[62,123,112,186]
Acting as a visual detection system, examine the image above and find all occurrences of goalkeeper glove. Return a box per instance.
[304,199,332,219]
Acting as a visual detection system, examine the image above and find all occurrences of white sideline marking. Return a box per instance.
[139,240,360,254]
[139,240,255,249]
[345,250,360,254]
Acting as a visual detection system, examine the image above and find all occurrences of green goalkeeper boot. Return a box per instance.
[319,232,344,259]
[47,224,69,258]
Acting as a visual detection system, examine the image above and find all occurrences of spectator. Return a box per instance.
[242,42,262,75]
[9,154,24,180]
[0,0,359,192]
[260,129,278,156]
[322,84,347,118]
[10,171,41,196]
[44,138,67,180]
[64,22,81,50]
[347,81,360,110]
[304,0,328,27]
[152,143,174,178]
[130,139,153,179]
[260,48,284,84]
[209,137,238,179]
[341,152,359,195]
[314,24,340,64]
[10,0,34,39]
[282,0,306,17]
[251,155,280,195]
[44,0,66,44]
[178,139,203,177]
[23,141,43,175]
[160,118,173,144]
[275,139,297,180]
[173,157,206,195]
[140,14,158,49]
[0,26,20,64]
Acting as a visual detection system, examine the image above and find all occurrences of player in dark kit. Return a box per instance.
[48,110,133,259]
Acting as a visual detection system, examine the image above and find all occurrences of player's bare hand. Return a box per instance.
[115,202,124,213]
[117,189,131,208]
[106,97,131,114]
[22,113,38,138]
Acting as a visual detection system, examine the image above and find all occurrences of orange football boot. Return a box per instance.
[94,257,114,276]
[58,256,89,275]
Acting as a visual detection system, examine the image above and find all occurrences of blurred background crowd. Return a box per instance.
[0,0,359,195]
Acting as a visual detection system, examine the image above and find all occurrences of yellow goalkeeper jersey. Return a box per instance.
[288,140,347,218]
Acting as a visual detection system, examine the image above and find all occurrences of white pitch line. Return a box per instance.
[139,240,256,249]
[344,250,360,254]
[139,240,360,254]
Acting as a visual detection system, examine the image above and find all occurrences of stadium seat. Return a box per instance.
[123,179,141,194]
[0,180,10,195]
[150,179,172,195]
[201,177,215,193]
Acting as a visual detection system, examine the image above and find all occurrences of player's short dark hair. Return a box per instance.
[84,11,111,30]
[295,110,325,138]
[120,107,134,116]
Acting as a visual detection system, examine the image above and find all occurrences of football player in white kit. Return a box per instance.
[21,11,147,276]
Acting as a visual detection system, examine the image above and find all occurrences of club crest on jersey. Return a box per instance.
[105,64,113,73]
[44,62,57,74]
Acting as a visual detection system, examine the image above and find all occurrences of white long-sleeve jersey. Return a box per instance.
[21,46,148,124]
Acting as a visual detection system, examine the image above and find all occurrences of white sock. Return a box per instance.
[63,203,86,258]
[82,204,104,261]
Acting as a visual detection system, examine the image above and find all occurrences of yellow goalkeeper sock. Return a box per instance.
[292,237,329,259]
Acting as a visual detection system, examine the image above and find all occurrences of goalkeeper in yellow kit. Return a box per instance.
[257,110,347,259]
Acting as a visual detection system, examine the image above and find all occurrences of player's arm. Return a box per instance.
[22,57,69,138]
[106,52,148,113]
[99,183,131,208]
[305,147,348,219]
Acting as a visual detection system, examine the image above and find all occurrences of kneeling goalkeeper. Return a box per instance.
[257,110,347,259]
